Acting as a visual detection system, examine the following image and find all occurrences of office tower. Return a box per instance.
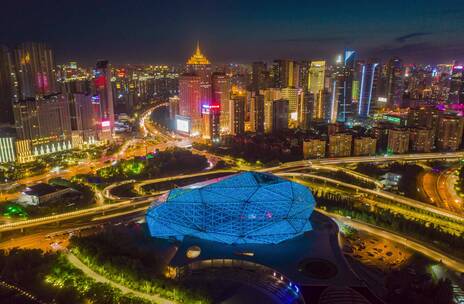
[0,46,15,124]
[93,60,115,141]
[186,42,212,109]
[281,87,299,123]
[212,72,231,133]
[387,128,409,154]
[14,42,57,100]
[251,61,269,91]
[273,60,298,88]
[298,61,310,90]
[13,94,72,162]
[250,93,264,133]
[303,139,326,159]
[328,133,352,157]
[272,99,289,132]
[335,50,356,122]
[308,61,326,121]
[169,96,180,121]
[385,57,403,109]
[68,93,99,146]
[353,137,377,156]
[261,88,282,133]
[230,95,245,135]
[357,61,380,118]
[179,73,201,134]
[448,64,464,104]
[436,115,464,151]
[298,90,313,130]
[409,128,434,152]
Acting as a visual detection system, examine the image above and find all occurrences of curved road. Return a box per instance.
[67,253,174,304]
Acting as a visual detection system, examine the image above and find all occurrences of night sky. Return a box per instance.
[2,0,464,65]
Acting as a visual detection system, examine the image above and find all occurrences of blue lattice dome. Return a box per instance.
[146,171,315,244]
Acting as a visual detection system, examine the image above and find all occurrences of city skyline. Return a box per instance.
[2,0,464,65]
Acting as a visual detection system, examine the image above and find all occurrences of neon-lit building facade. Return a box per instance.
[146,172,315,244]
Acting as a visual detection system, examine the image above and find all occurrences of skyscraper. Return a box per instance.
[251,61,269,91]
[0,46,15,124]
[250,93,265,133]
[14,42,57,100]
[186,42,212,109]
[308,61,326,121]
[212,72,231,133]
[13,94,72,161]
[230,94,245,135]
[449,64,464,104]
[385,57,403,109]
[357,61,380,118]
[272,99,289,132]
[336,50,356,122]
[93,60,115,141]
[273,60,298,88]
[179,73,201,134]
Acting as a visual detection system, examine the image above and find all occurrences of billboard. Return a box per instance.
[175,115,190,133]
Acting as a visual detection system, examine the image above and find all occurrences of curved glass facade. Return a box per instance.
[146,171,315,244]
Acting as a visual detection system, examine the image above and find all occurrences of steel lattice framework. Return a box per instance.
[146,172,315,244]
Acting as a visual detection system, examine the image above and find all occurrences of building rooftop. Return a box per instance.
[24,183,67,197]
[147,171,315,245]
[186,41,210,65]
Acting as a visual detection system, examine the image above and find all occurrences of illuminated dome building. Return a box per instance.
[146,171,315,244]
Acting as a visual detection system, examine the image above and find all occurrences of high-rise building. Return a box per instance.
[353,137,377,156]
[328,133,352,157]
[261,88,282,133]
[409,128,434,152]
[385,57,403,109]
[168,96,180,121]
[251,61,269,91]
[250,93,264,133]
[281,87,299,123]
[273,60,298,88]
[308,61,326,121]
[272,99,289,132]
[335,50,356,122]
[186,42,212,110]
[0,46,15,124]
[303,139,326,159]
[298,90,313,130]
[93,60,115,141]
[387,128,409,154]
[179,73,201,134]
[212,72,230,133]
[448,64,464,104]
[13,94,72,161]
[357,61,380,118]
[230,94,245,135]
[14,42,57,100]
[436,115,464,151]
[68,93,99,146]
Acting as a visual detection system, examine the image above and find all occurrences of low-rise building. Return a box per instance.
[303,139,326,159]
[387,128,409,154]
[328,133,352,157]
[353,137,377,156]
[17,183,77,206]
[409,128,434,152]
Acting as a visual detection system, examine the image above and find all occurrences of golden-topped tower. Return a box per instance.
[187,41,210,65]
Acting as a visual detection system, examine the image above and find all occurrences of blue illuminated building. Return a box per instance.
[358,61,380,118]
[146,171,315,244]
